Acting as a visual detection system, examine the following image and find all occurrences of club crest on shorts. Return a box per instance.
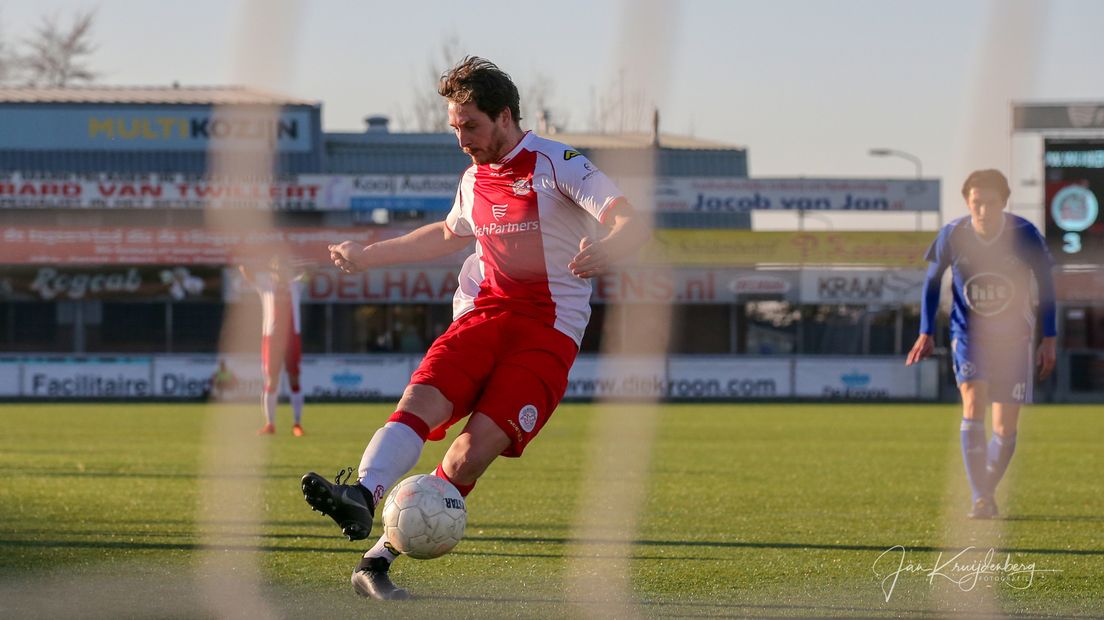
[958,360,977,379]
[518,404,538,433]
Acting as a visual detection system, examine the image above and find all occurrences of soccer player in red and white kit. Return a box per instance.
[239,255,307,436]
[301,57,650,599]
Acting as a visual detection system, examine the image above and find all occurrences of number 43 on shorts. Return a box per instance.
[1012,382,1026,402]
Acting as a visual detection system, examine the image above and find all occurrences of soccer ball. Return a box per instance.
[381,474,467,559]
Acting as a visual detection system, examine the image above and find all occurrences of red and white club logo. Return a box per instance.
[963,272,1014,316]
[511,178,532,196]
[492,204,509,220]
[518,404,538,433]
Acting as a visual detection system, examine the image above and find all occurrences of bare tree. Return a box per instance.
[406,35,462,132]
[401,40,569,134]
[0,12,16,84]
[0,44,13,85]
[20,9,98,87]
[588,67,652,134]
[522,72,570,134]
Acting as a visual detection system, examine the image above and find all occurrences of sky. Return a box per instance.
[3,0,1104,225]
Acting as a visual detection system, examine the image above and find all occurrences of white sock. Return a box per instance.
[291,392,304,424]
[357,422,425,507]
[263,392,277,424]
[364,534,402,563]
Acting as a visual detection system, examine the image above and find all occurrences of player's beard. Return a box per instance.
[468,127,510,165]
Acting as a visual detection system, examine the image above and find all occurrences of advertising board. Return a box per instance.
[794,358,937,399]
[656,177,939,213]
[0,108,313,152]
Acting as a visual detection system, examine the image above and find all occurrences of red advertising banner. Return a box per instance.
[0,174,326,209]
[295,268,795,304]
[301,269,460,303]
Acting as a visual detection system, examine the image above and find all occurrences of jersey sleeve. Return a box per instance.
[919,228,950,335]
[554,148,625,224]
[444,172,474,237]
[1021,223,1058,338]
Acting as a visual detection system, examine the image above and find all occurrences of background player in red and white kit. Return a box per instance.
[239,255,307,436]
[301,56,651,599]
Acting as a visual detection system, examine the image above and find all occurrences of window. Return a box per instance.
[866,307,900,355]
[580,304,606,353]
[300,304,327,353]
[1069,352,1104,392]
[0,302,68,352]
[802,305,865,355]
[218,298,263,354]
[1061,306,1104,350]
[390,305,428,353]
[1084,305,1104,350]
[902,305,922,347]
[332,304,388,353]
[172,303,224,353]
[88,302,165,352]
[670,304,731,354]
[744,301,798,355]
[426,305,453,343]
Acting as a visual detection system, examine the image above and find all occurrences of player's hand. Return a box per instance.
[1036,336,1057,380]
[569,237,609,278]
[905,333,934,366]
[328,241,364,274]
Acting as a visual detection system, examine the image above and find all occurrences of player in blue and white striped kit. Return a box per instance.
[906,169,1057,519]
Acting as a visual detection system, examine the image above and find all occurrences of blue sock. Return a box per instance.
[960,418,988,503]
[986,432,1017,495]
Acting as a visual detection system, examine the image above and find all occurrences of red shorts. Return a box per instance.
[261,328,302,386]
[410,309,579,457]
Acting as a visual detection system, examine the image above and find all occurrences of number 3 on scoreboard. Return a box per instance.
[1059,230,1077,252]
[1062,232,1081,254]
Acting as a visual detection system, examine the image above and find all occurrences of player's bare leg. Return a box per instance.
[289,372,305,436]
[959,381,987,422]
[302,384,451,540]
[352,413,507,600]
[440,412,511,485]
[959,381,997,518]
[258,365,281,435]
[986,402,1020,506]
[258,335,286,435]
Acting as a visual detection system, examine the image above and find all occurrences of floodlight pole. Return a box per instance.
[869,148,928,230]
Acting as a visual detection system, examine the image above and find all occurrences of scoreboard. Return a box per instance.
[1045,138,1104,265]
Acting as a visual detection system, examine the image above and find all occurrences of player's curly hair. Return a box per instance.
[438,56,522,125]
[961,169,1011,201]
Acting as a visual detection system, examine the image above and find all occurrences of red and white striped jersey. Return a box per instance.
[445,132,625,345]
[249,272,303,336]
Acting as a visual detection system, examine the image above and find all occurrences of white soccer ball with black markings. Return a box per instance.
[381,474,467,559]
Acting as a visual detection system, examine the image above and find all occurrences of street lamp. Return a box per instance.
[868,148,922,178]
[869,148,932,228]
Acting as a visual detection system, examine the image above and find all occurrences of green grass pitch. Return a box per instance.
[0,402,1100,617]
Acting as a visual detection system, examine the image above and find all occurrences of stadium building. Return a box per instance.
[0,87,1098,401]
